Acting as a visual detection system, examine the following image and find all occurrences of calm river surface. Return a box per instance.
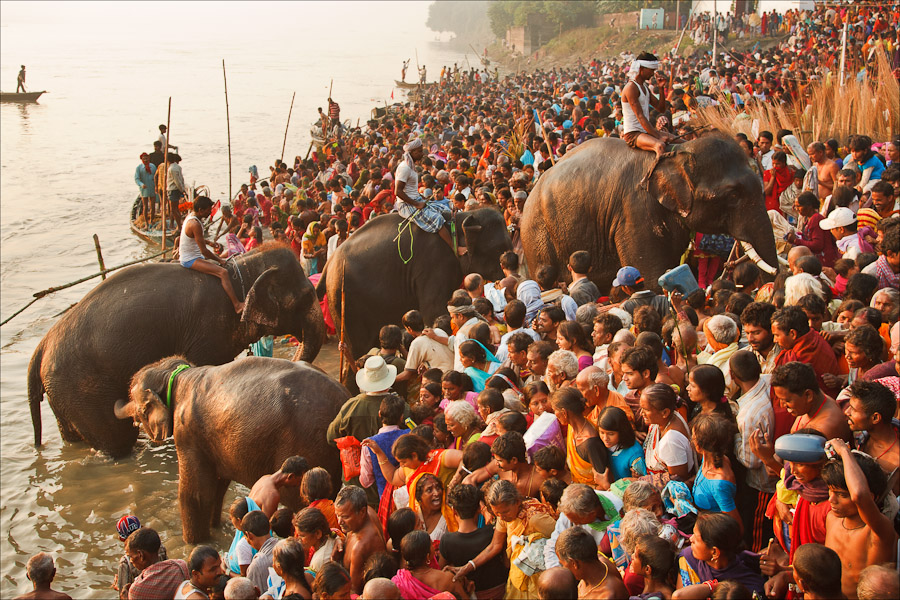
[0,2,468,595]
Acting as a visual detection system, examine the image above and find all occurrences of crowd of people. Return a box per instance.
[23,2,900,600]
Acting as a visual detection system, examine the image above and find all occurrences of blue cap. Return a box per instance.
[613,266,643,287]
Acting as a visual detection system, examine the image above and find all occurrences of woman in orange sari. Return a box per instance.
[551,387,611,490]
[301,467,340,531]
[361,433,462,529]
[449,479,556,599]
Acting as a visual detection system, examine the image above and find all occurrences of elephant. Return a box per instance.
[320,208,512,382]
[114,355,348,542]
[28,244,326,458]
[520,134,779,292]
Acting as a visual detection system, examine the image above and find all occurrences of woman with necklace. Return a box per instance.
[413,473,456,545]
[291,508,336,585]
[551,387,611,490]
[640,384,694,490]
[676,513,765,597]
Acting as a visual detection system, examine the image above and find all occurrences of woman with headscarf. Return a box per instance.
[301,221,326,275]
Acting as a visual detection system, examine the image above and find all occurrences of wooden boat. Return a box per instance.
[130,197,179,245]
[0,90,46,102]
[394,80,436,90]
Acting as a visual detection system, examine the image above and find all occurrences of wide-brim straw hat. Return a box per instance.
[356,355,397,393]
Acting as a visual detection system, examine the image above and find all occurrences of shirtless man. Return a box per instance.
[179,196,244,314]
[248,455,309,517]
[750,362,851,475]
[555,527,627,599]
[807,141,839,201]
[844,381,900,494]
[332,485,386,594]
[14,553,72,600]
[621,52,674,159]
[823,440,897,599]
[463,431,545,499]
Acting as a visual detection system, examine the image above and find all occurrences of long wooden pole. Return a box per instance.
[93,234,107,280]
[339,268,347,379]
[222,60,233,203]
[161,97,171,250]
[281,91,296,162]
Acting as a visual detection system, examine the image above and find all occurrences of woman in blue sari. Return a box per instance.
[596,406,647,482]
[458,339,500,393]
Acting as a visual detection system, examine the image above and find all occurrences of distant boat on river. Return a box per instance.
[394,80,436,90]
[1,90,46,102]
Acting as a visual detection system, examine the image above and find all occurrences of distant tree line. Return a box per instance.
[426,1,493,45]
[487,0,668,38]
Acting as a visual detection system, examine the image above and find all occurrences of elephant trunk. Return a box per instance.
[114,400,134,420]
[730,210,780,274]
[292,299,326,363]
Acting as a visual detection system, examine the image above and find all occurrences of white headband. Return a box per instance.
[632,59,659,72]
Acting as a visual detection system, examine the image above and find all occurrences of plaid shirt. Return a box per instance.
[129,559,188,600]
[735,375,777,494]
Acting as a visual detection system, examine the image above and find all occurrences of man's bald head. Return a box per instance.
[538,566,579,600]
[224,577,260,600]
[788,245,812,274]
[361,577,401,600]
[857,564,900,600]
[463,273,484,297]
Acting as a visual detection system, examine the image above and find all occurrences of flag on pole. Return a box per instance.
[211,199,221,218]
[391,89,394,100]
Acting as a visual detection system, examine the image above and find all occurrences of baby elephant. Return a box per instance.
[114,355,348,542]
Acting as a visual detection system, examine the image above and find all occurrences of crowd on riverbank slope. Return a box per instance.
[22,2,900,600]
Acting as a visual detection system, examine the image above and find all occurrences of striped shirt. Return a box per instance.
[734,374,777,493]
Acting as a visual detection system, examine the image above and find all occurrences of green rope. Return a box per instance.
[397,217,416,264]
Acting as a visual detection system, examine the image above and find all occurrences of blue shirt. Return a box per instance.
[692,459,737,513]
[843,153,885,181]
[608,441,646,482]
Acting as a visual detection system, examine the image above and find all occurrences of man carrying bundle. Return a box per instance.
[394,137,455,251]
[621,52,675,158]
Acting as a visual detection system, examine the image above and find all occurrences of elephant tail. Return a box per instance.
[27,340,45,448]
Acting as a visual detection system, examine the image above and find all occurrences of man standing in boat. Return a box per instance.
[401,59,410,82]
[16,65,26,93]
[135,152,158,223]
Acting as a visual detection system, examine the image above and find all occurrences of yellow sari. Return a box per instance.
[501,499,557,599]
[566,425,595,484]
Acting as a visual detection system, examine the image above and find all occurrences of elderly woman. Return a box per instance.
[544,483,623,569]
[784,272,825,306]
[546,349,579,392]
[551,388,610,489]
[677,513,765,596]
[444,399,483,451]
[449,480,556,599]
[699,314,740,399]
[640,384,694,489]
[413,473,456,544]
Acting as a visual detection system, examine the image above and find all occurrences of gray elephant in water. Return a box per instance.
[28,245,326,457]
[114,355,348,543]
[520,134,779,291]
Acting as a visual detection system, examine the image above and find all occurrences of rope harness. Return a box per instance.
[166,364,191,408]
[228,255,247,301]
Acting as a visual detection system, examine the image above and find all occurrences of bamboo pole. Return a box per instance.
[93,234,107,280]
[223,60,233,204]
[1,249,171,327]
[281,91,296,162]
[161,97,171,250]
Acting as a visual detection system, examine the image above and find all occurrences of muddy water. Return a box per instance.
[0,3,466,595]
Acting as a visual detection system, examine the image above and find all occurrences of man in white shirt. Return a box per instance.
[395,310,453,394]
[758,130,775,171]
[394,137,453,249]
[495,300,541,363]
[447,296,481,372]
[819,207,862,261]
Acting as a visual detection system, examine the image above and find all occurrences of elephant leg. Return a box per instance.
[55,415,83,443]
[210,478,230,530]
[177,449,219,543]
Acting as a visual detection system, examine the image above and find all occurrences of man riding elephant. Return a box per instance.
[394,137,455,251]
[622,52,676,159]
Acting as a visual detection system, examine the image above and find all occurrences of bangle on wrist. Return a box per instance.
[467,560,476,571]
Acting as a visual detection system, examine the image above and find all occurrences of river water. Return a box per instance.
[0,2,469,595]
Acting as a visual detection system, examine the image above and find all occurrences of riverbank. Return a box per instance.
[491,25,786,72]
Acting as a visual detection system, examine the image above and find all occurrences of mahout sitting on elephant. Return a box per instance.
[113,355,348,543]
[28,243,326,457]
[520,134,779,293]
[320,208,511,384]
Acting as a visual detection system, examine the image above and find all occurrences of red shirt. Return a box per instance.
[795,212,840,267]
[776,330,841,398]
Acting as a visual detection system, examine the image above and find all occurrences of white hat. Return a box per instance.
[819,207,856,230]
[355,355,397,393]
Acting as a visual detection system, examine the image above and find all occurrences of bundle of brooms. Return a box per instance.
[693,47,899,146]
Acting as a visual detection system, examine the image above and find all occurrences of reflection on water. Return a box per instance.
[1,2,464,596]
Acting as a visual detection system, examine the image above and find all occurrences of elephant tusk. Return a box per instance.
[740,241,783,275]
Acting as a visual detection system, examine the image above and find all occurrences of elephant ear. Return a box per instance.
[651,149,697,219]
[241,266,280,326]
[114,389,164,421]
[461,214,483,251]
